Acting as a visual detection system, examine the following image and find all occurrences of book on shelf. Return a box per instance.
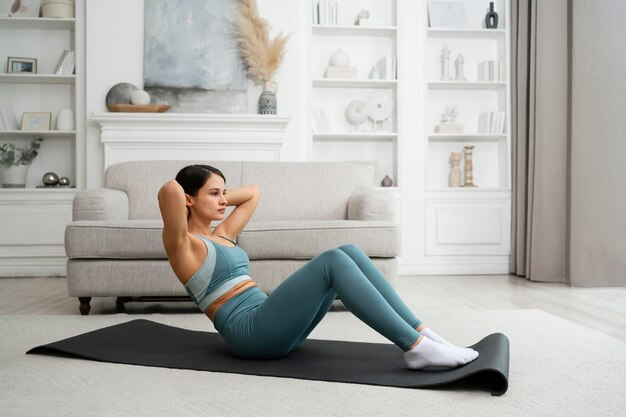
[324,66,357,79]
[477,60,505,82]
[54,50,75,75]
[377,57,397,80]
[477,111,506,134]
[311,110,331,133]
[312,0,338,25]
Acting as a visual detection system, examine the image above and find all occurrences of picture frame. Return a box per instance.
[1,0,41,17]
[21,112,51,131]
[428,1,467,29]
[7,57,38,74]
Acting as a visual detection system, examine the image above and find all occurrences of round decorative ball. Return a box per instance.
[329,49,350,67]
[130,90,151,105]
[58,177,71,187]
[106,82,140,105]
[42,172,59,186]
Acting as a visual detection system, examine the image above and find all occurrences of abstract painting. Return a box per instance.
[144,0,248,113]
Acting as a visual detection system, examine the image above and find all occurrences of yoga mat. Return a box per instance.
[27,319,509,396]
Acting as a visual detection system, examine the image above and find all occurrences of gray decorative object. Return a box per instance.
[381,175,394,187]
[143,0,247,113]
[106,83,140,106]
[42,172,59,186]
[485,2,499,29]
[58,177,70,186]
[258,82,277,115]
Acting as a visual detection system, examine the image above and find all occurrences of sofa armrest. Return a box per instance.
[348,190,395,222]
[72,189,130,221]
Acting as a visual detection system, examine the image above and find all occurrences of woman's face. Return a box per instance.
[186,174,227,221]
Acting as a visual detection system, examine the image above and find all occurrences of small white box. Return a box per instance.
[324,66,357,79]
[41,0,75,18]
[436,124,463,134]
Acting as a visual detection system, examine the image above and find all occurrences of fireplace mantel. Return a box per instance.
[91,112,291,168]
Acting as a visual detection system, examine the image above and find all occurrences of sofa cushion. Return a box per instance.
[65,220,399,260]
[65,220,165,259]
[239,221,400,259]
[105,161,244,220]
[242,162,373,221]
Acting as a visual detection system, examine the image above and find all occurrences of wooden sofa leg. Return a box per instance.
[79,297,92,315]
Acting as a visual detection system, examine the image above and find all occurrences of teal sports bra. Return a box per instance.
[183,235,252,311]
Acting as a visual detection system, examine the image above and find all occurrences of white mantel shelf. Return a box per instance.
[90,112,291,167]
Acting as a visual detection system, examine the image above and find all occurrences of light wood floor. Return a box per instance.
[1,275,625,341]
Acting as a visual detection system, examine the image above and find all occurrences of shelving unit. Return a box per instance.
[309,0,399,188]
[421,0,511,268]
[0,11,84,189]
[0,4,85,277]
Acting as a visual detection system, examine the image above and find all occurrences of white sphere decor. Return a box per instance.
[130,90,151,105]
[329,49,350,67]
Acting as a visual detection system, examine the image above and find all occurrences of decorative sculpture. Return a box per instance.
[462,145,477,187]
[485,2,499,29]
[440,45,452,81]
[455,54,466,81]
[448,152,462,187]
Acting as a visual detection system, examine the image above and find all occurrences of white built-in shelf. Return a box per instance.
[0,74,75,84]
[313,132,397,142]
[428,134,507,142]
[426,187,512,193]
[428,81,506,90]
[427,28,506,39]
[0,16,75,30]
[312,25,396,37]
[0,187,78,195]
[313,79,397,88]
[0,130,76,138]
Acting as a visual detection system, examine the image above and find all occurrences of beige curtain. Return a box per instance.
[509,0,571,283]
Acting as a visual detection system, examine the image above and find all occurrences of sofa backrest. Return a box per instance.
[105,161,373,220]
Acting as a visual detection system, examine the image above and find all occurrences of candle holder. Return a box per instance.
[463,145,477,187]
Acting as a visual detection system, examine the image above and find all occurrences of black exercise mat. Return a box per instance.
[27,319,509,395]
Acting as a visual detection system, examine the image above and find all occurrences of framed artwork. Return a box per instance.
[143,0,247,113]
[428,1,467,29]
[21,112,51,131]
[7,57,38,74]
[1,0,41,17]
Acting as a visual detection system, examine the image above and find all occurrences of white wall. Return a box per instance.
[84,0,307,187]
[570,0,626,286]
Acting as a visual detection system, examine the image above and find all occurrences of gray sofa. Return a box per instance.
[65,161,401,314]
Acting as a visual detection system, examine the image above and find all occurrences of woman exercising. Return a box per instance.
[158,164,478,370]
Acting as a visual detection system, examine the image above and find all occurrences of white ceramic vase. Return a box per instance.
[56,108,74,131]
[1,165,29,188]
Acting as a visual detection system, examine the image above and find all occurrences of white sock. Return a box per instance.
[404,337,479,370]
[420,327,457,348]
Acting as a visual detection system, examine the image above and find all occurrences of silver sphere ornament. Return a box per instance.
[42,172,59,186]
[58,177,71,187]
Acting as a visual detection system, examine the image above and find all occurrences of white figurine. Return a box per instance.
[440,45,452,81]
[455,54,466,81]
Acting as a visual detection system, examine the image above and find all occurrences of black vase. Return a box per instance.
[485,2,499,29]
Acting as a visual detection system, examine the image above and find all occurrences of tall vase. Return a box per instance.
[485,2,499,29]
[56,108,74,131]
[1,164,29,188]
[258,81,278,115]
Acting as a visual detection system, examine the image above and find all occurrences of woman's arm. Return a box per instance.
[214,184,260,240]
[158,180,191,255]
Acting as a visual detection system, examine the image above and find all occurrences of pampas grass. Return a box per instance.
[232,0,290,85]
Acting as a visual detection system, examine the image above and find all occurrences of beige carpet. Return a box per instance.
[1,309,625,417]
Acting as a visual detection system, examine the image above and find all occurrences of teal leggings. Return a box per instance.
[214,244,423,359]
